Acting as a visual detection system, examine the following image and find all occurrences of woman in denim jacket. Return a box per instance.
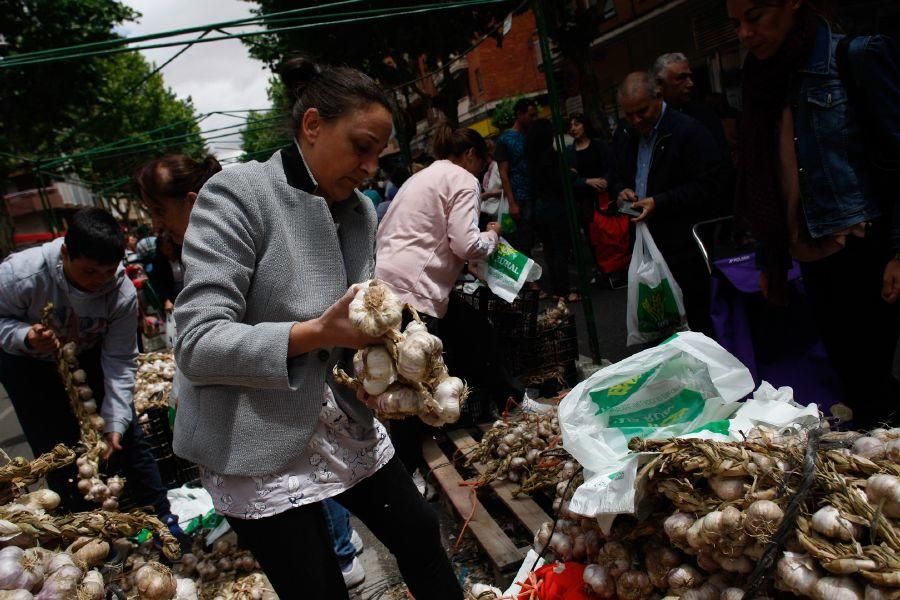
[728,0,900,427]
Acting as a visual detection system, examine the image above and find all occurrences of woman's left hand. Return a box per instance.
[486,221,502,235]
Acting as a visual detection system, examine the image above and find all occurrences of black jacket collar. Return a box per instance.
[280,142,317,194]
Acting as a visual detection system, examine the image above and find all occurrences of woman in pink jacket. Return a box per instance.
[376,125,514,485]
[376,124,500,318]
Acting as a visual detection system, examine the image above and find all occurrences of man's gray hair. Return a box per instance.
[617,71,660,103]
[653,52,689,79]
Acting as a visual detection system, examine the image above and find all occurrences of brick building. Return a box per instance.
[406,9,549,151]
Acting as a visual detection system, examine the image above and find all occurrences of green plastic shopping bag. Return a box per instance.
[626,223,687,345]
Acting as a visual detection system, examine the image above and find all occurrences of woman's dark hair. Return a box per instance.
[65,207,125,265]
[569,112,597,139]
[431,123,488,161]
[525,118,556,166]
[278,57,393,132]
[134,155,222,204]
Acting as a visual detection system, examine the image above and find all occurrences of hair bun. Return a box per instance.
[278,57,322,98]
[203,155,223,176]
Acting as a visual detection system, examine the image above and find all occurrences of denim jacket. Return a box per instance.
[792,19,900,248]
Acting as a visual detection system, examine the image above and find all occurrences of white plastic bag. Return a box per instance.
[559,331,754,517]
[626,223,687,345]
[471,237,542,303]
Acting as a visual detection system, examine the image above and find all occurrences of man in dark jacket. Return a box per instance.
[610,71,723,335]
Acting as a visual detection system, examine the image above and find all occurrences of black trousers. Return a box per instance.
[799,230,900,428]
[535,219,572,297]
[227,455,462,600]
[0,349,170,516]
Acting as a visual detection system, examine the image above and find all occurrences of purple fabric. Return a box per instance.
[710,254,840,410]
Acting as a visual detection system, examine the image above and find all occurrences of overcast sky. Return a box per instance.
[119,0,272,161]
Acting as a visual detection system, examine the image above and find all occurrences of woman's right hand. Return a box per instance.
[289,286,380,356]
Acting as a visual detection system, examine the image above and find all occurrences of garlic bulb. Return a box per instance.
[744,499,784,538]
[134,562,177,600]
[35,564,81,599]
[776,552,820,597]
[431,377,467,425]
[548,532,572,561]
[596,542,631,579]
[354,346,397,395]
[664,512,696,548]
[174,577,198,600]
[708,476,748,501]
[866,474,900,518]
[720,588,745,600]
[0,546,44,592]
[811,505,861,541]
[533,522,553,553]
[348,280,403,337]
[865,585,900,600]
[814,576,864,600]
[668,564,704,594]
[583,564,615,599]
[396,322,444,383]
[19,489,60,512]
[887,439,900,463]
[70,538,109,568]
[616,570,653,600]
[0,591,34,600]
[79,570,105,600]
[374,384,421,416]
[853,437,886,460]
[82,400,98,415]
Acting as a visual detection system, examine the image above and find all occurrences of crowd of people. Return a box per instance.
[0,0,898,598]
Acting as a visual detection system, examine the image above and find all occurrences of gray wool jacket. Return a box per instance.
[173,144,376,476]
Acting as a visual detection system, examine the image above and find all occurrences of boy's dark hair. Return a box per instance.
[65,207,125,265]
[514,98,535,116]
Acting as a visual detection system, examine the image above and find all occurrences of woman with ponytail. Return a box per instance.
[134,154,222,244]
[376,123,500,318]
[167,57,462,599]
[376,125,522,482]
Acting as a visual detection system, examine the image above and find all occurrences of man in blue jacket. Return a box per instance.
[610,71,724,336]
[0,208,177,525]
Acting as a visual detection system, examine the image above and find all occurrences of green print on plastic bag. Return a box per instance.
[589,366,660,415]
[489,243,529,280]
[637,279,681,332]
[607,387,705,430]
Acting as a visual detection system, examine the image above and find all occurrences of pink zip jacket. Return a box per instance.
[376,160,498,318]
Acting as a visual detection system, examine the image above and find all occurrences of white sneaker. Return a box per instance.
[342,556,366,589]
[350,530,364,555]
[411,469,437,501]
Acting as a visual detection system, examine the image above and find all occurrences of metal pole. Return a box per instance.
[532,0,602,362]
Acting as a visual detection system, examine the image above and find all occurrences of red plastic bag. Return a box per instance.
[516,562,592,600]
[589,209,631,275]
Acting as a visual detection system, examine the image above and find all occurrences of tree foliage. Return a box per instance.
[0,0,205,192]
[240,78,291,163]
[241,0,512,141]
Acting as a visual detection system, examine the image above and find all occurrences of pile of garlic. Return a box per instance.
[0,546,107,599]
[466,409,577,497]
[537,298,570,332]
[52,338,123,510]
[134,352,176,414]
[337,279,468,427]
[513,425,900,600]
[171,537,260,585]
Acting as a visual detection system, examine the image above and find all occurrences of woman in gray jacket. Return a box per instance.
[172,58,462,599]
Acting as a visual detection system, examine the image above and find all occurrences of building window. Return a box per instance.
[475,68,484,93]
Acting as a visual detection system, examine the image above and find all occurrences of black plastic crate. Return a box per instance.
[454,287,539,339]
[138,407,200,490]
[538,316,579,365]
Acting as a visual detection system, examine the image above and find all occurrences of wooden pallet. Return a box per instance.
[422,427,552,584]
